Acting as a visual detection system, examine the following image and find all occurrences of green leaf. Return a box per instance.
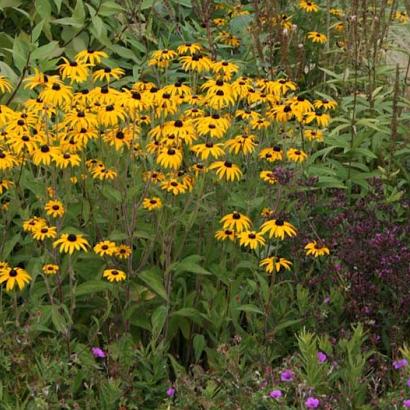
[193,334,206,361]
[138,269,168,301]
[31,41,63,61]
[35,0,51,19]
[235,304,264,315]
[173,255,212,275]
[101,185,122,203]
[98,0,124,16]
[32,20,45,43]
[51,305,71,333]
[91,15,104,38]
[151,305,168,341]
[75,280,112,296]
[1,234,21,259]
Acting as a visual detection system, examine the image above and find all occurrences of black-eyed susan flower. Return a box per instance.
[94,240,117,257]
[40,83,72,106]
[307,32,327,44]
[180,54,212,73]
[215,229,236,241]
[209,160,242,181]
[260,256,292,273]
[32,225,57,241]
[32,144,56,166]
[191,141,225,160]
[0,267,31,291]
[53,233,90,255]
[23,68,62,90]
[143,197,163,211]
[115,244,132,259]
[225,134,257,155]
[52,151,81,169]
[259,146,283,162]
[304,111,330,127]
[238,231,265,249]
[313,99,337,111]
[287,148,307,163]
[0,179,13,194]
[0,150,17,170]
[260,219,297,239]
[42,264,59,275]
[103,268,126,282]
[93,67,124,82]
[157,147,183,170]
[217,31,241,48]
[91,166,117,180]
[58,58,89,83]
[23,217,47,233]
[394,11,409,23]
[177,43,202,55]
[304,129,323,141]
[220,211,251,233]
[304,241,330,257]
[0,75,12,93]
[212,60,239,81]
[299,0,319,12]
[260,171,277,184]
[160,179,187,195]
[75,49,108,65]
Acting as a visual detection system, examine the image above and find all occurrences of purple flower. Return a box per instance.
[280,369,294,382]
[166,387,175,398]
[393,359,408,369]
[407,378,410,387]
[403,400,410,408]
[91,347,106,358]
[269,389,282,399]
[305,396,320,408]
[317,352,327,363]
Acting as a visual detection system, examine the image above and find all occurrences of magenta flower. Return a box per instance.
[393,359,408,369]
[403,399,410,408]
[91,347,106,358]
[317,352,327,363]
[166,387,175,397]
[280,369,294,382]
[269,389,282,399]
[305,396,320,408]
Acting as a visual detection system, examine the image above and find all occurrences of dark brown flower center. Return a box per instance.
[67,234,77,242]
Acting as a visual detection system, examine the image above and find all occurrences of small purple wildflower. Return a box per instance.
[166,387,175,398]
[305,396,320,408]
[407,378,410,388]
[317,352,327,363]
[91,347,106,358]
[393,359,408,369]
[403,400,410,408]
[280,369,294,382]
[269,389,282,399]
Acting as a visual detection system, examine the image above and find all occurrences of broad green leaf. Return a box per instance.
[235,304,264,315]
[75,280,112,296]
[138,269,168,301]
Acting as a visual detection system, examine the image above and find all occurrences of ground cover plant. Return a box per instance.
[0,0,409,408]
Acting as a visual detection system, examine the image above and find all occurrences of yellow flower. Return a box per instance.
[260,219,297,240]
[0,267,31,291]
[91,167,117,180]
[224,134,257,155]
[75,49,108,65]
[115,244,132,259]
[209,160,242,181]
[94,241,117,257]
[157,147,183,170]
[212,60,239,81]
[259,146,283,162]
[177,43,202,55]
[0,150,17,170]
[299,0,319,12]
[160,179,187,195]
[215,229,236,241]
[32,225,57,241]
[237,231,265,249]
[58,58,89,83]
[307,32,328,44]
[143,197,163,211]
[304,241,330,257]
[260,171,277,184]
[23,217,47,233]
[304,111,330,127]
[180,54,212,73]
[313,99,337,111]
[40,83,72,106]
[220,212,251,233]
[304,129,323,141]
[42,264,59,275]
[93,67,124,82]
[103,268,126,282]
[53,233,90,255]
[287,148,307,163]
[0,179,13,194]
[260,256,292,273]
[0,75,12,93]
